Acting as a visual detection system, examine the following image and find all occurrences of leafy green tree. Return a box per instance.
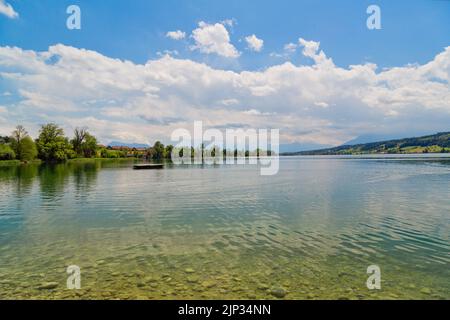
[100,148,108,158]
[71,128,97,158]
[35,123,74,161]
[100,149,125,158]
[82,133,98,158]
[10,125,27,160]
[0,144,15,160]
[19,136,38,161]
[0,136,11,144]
[147,141,165,160]
[9,125,38,161]
[164,144,174,159]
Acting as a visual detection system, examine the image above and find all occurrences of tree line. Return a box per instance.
[0,124,109,162]
[0,124,273,162]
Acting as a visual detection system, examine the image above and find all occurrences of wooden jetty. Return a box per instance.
[133,164,164,170]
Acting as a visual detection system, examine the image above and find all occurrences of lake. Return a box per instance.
[0,156,449,299]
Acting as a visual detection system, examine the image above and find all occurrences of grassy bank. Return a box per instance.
[0,159,42,167]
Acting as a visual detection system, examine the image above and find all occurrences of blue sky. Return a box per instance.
[0,0,449,149]
[1,0,449,69]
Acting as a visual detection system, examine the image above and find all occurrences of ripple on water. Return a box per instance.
[0,159,449,299]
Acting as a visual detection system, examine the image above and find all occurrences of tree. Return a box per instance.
[164,144,174,159]
[71,128,87,156]
[10,125,38,161]
[147,141,165,160]
[0,136,10,144]
[201,143,205,160]
[10,125,28,160]
[71,128,98,158]
[19,136,38,161]
[82,133,98,158]
[0,144,15,160]
[35,123,74,161]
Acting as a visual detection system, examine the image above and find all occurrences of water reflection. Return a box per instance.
[0,157,448,299]
[38,162,100,208]
[0,164,38,195]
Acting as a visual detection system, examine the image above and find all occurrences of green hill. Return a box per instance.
[283,132,450,156]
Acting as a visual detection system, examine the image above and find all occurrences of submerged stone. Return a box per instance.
[420,288,431,295]
[186,276,199,283]
[257,283,270,290]
[270,287,286,298]
[38,282,58,290]
[201,280,216,288]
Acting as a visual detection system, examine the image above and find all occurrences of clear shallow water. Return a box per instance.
[0,156,449,300]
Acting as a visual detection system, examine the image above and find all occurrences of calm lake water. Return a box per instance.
[0,156,449,299]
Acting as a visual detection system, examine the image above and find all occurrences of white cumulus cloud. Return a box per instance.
[298,38,331,65]
[190,21,240,58]
[245,34,264,52]
[166,30,186,40]
[0,41,449,147]
[284,43,297,53]
[0,0,18,19]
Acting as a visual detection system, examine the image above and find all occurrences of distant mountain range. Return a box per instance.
[279,142,333,153]
[282,132,450,155]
